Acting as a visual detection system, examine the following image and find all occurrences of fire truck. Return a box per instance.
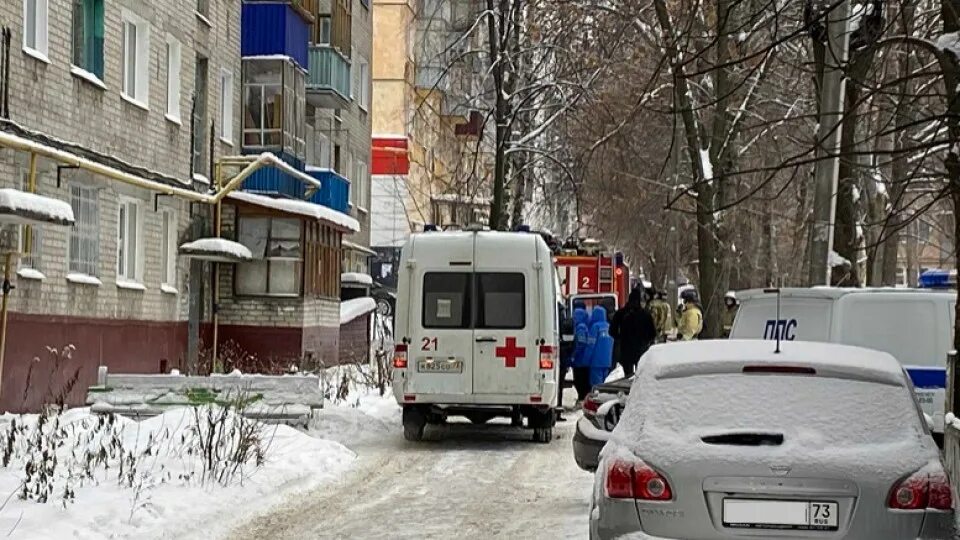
[552,237,631,313]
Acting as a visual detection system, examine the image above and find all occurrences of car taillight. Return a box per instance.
[888,466,953,510]
[604,458,673,501]
[539,345,555,370]
[582,396,600,413]
[393,344,408,369]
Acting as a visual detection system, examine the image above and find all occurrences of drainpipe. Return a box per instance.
[212,161,222,373]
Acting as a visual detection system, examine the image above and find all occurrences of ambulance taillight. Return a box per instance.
[393,344,409,369]
[539,345,556,370]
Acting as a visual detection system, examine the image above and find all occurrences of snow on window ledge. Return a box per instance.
[66,273,102,286]
[22,47,50,65]
[120,93,150,112]
[356,206,369,215]
[70,66,107,90]
[160,284,179,295]
[219,137,234,147]
[16,268,46,281]
[192,173,210,185]
[164,113,182,126]
[116,279,146,291]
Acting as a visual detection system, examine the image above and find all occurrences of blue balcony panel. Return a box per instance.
[306,167,350,214]
[241,3,310,70]
[307,45,351,109]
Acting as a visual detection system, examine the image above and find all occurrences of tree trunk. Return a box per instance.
[486,0,509,230]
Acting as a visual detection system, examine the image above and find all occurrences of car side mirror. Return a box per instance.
[923,412,934,432]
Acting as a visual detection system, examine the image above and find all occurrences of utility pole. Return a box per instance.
[807,0,851,286]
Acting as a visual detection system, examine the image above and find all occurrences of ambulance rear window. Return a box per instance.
[477,273,525,329]
[422,273,471,329]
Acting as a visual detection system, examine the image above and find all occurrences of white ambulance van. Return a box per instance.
[392,229,560,443]
[731,288,956,438]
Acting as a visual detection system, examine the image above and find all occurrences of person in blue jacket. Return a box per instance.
[586,306,615,387]
[571,306,592,404]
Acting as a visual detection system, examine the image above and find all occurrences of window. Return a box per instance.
[354,160,367,209]
[242,59,306,159]
[236,217,303,296]
[160,210,177,286]
[72,0,105,79]
[69,185,99,276]
[304,222,340,297]
[422,273,471,329]
[23,0,48,58]
[220,70,234,144]
[357,58,370,110]
[165,37,182,121]
[316,16,331,44]
[122,13,150,106]
[476,273,525,329]
[196,0,209,18]
[193,55,209,176]
[117,198,142,282]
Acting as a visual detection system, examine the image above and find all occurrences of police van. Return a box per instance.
[392,229,560,443]
[731,288,956,438]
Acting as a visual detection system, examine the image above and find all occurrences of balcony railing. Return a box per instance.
[306,45,351,109]
[307,168,350,214]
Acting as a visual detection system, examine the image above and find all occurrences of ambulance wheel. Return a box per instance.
[532,427,553,443]
[465,412,496,425]
[402,407,427,442]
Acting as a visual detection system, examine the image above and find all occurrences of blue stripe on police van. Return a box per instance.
[905,367,946,389]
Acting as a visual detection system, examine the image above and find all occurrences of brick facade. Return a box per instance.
[0,0,241,410]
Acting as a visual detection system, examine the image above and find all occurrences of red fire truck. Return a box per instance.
[554,239,631,312]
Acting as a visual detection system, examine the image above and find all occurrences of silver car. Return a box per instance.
[590,340,955,540]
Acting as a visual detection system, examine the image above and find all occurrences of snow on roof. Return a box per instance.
[645,340,905,386]
[179,238,253,263]
[227,191,360,232]
[341,297,377,325]
[341,272,373,286]
[430,193,491,205]
[342,240,376,255]
[828,250,851,268]
[0,189,74,226]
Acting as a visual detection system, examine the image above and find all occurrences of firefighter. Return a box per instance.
[648,290,674,342]
[571,305,592,406]
[678,289,704,341]
[721,291,739,338]
[585,306,615,387]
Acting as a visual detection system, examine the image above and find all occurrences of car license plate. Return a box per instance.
[417,359,463,374]
[723,499,838,531]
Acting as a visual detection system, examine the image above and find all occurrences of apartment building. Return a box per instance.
[0,0,239,410]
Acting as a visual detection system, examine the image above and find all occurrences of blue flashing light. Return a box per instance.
[423,224,439,232]
[918,268,956,289]
[515,224,532,233]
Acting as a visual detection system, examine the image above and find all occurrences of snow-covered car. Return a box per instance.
[573,376,631,471]
[590,340,954,540]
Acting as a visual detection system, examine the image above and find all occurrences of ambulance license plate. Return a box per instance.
[417,359,463,373]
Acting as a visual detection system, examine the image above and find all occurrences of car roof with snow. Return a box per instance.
[642,340,906,387]
[407,230,547,266]
[736,287,955,301]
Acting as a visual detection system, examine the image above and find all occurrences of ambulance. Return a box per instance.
[731,288,956,440]
[391,228,560,443]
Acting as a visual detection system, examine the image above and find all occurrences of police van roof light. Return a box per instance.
[423,224,439,232]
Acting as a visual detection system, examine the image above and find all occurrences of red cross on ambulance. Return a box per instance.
[495,337,526,368]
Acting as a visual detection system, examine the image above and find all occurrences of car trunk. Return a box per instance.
[614,372,935,539]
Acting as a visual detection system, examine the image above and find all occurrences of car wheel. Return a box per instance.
[532,427,552,443]
[465,412,496,425]
[402,406,427,442]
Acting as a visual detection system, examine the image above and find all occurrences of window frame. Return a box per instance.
[165,36,182,123]
[421,272,473,330]
[68,184,100,277]
[234,214,305,298]
[116,196,144,283]
[22,0,49,61]
[121,10,151,108]
[71,0,105,80]
[357,57,370,111]
[475,272,526,330]
[220,69,234,145]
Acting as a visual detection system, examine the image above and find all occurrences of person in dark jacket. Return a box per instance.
[609,289,657,377]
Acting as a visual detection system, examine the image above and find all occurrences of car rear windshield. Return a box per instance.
[422,272,526,329]
[636,374,921,446]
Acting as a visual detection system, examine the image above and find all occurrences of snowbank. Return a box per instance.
[0,188,74,226]
[179,238,254,262]
[0,407,355,540]
[341,272,374,286]
[341,297,377,325]
[228,191,361,232]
